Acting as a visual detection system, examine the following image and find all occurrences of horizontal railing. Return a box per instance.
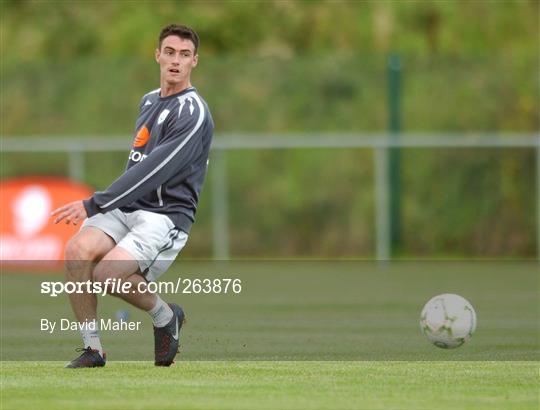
[3,133,539,260]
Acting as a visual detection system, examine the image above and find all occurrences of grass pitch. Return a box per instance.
[2,261,538,361]
[1,261,538,408]
[1,361,538,410]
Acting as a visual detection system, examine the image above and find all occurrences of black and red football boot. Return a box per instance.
[65,347,106,368]
[154,303,185,366]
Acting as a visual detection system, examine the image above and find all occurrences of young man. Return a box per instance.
[51,24,214,368]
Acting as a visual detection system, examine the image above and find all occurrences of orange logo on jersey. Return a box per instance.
[133,126,150,147]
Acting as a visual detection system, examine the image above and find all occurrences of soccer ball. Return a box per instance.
[420,293,477,349]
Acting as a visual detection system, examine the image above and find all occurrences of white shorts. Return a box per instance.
[82,209,188,282]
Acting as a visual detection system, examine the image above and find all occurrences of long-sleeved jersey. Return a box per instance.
[83,87,214,234]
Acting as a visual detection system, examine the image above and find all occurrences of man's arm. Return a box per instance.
[83,129,203,217]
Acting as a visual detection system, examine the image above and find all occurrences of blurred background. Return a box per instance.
[1,0,539,259]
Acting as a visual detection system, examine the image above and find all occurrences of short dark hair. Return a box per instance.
[158,24,199,54]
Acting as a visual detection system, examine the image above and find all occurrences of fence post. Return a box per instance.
[375,147,391,261]
[211,149,230,260]
[68,150,85,181]
[537,143,540,260]
[388,53,402,257]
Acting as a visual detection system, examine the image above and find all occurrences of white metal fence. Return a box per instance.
[3,133,539,259]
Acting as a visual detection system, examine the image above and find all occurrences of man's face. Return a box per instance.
[155,35,198,86]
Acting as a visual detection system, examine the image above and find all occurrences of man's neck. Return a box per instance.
[160,80,192,98]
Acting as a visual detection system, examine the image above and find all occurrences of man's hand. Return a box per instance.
[51,200,88,225]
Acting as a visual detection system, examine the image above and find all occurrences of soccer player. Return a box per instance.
[51,24,214,368]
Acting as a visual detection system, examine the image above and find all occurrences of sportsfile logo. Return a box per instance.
[41,277,243,297]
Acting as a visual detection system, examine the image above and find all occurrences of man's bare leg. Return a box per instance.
[64,227,116,323]
[92,246,183,366]
[92,246,174,328]
[92,246,157,310]
[64,227,116,366]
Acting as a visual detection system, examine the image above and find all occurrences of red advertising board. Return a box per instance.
[0,177,93,265]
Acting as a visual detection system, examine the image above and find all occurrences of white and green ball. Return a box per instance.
[420,293,477,349]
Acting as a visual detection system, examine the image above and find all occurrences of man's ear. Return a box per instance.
[155,48,160,63]
[192,54,198,68]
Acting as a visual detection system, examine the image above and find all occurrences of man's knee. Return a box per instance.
[65,228,114,262]
[65,236,96,262]
[64,238,94,280]
[65,230,113,281]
